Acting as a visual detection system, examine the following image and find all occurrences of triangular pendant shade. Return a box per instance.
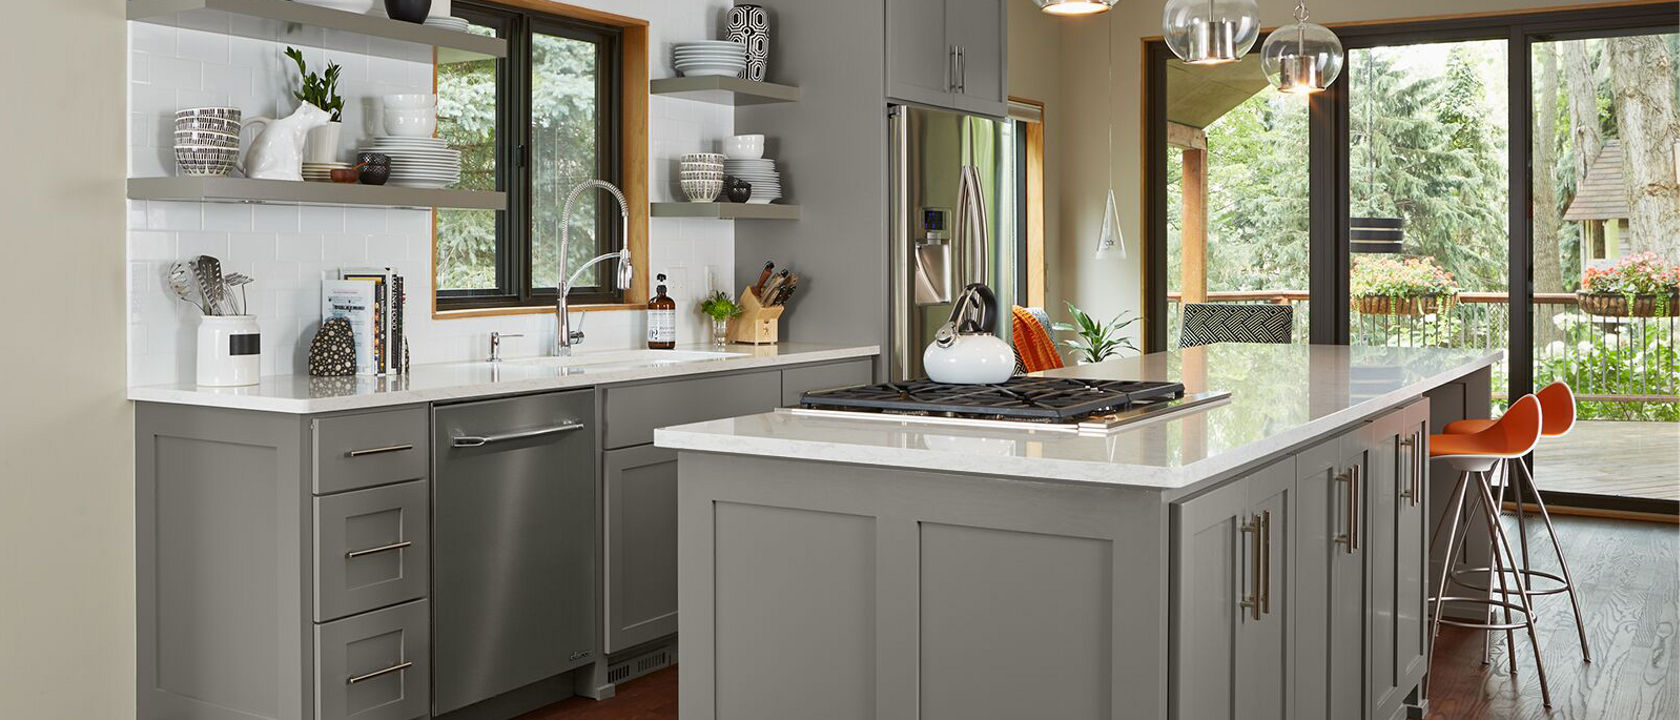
[1094,189,1126,259]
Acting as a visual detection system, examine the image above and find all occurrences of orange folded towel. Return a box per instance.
[1011,305,1064,374]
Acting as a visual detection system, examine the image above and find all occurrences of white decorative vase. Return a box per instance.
[196,315,261,387]
[305,121,343,164]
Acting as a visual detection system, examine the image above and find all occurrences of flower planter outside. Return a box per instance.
[1576,291,1679,318]
[1353,293,1456,316]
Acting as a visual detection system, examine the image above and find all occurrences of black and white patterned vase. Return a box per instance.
[308,317,358,377]
[726,4,769,82]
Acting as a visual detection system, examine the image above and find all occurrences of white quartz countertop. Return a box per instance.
[655,344,1502,490]
[128,343,878,414]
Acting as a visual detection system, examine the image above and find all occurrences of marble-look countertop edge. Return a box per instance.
[128,345,879,414]
[655,349,1503,490]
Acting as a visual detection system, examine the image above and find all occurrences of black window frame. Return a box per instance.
[438,0,625,311]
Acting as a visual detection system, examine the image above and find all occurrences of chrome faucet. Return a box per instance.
[555,179,634,356]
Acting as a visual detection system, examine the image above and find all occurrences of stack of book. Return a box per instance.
[321,268,406,376]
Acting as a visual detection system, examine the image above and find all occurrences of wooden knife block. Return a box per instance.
[730,285,784,345]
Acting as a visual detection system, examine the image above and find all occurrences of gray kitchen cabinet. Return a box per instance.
[780,358,875,404]
[1172,457,1293,720]
[432,390,597,716]
[1293,432,1367,720]
[604,445,680,654]
[885,0,1006,117]
[1366,399,1431,720]
[136,402,431,720]
[602,369,782,449]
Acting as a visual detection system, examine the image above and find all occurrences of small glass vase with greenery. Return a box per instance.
[699,291,743,346]
[1578,251,1680,318]
[1350,256,1460,316]
[1052,303,1138,365]
[284,47,344,122]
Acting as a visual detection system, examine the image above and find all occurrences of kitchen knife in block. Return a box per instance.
[729,284,784,344]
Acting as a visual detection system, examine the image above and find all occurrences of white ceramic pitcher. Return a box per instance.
[242,102,332,181]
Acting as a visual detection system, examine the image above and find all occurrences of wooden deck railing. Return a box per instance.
[1165,291,1680,413]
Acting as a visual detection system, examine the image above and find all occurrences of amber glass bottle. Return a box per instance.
[647,273,676,349]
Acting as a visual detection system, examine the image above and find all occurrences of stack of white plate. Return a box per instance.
[673,41,747,78]
[358,137,461,189]
[423,16,469,32]
[724,158,781,204]
[303,161,352,183]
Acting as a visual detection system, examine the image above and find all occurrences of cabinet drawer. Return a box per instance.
[314,481,430,622]
[603,370,782,449]
[315,600,429,720]
[313,407,428,494]
[782,359,874,405]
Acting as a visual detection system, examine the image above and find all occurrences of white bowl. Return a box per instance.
[383,109,438,138]
[382,93,437,109]
[682,152,725,164]
[682,179,722,202]
[724,134,765,160]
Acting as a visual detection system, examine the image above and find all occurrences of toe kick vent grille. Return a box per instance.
[607,645,673,685]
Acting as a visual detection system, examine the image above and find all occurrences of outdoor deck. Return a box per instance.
[1534,420,1680,501]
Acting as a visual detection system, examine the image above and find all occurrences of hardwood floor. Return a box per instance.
[516,517,1675,720]
[1425,515,1678,719]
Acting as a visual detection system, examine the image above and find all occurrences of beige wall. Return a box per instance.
[0,1,133,718]
[1025,0,1645,345]
[1007,0,1067,311]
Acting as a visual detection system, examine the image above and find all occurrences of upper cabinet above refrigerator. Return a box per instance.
[887,0,1008,118]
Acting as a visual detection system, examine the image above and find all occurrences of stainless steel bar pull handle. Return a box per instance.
[1412,430,1424,507]
[1398,436,1417,503]
[1240,515,1261,620]
[347,660,413,685]
[345,540,412,559]
[1351,464,1362,552]
[956,46,966,93]
[1334,470,1353,552]
[346,444,413,458]
[451,421,584,448]
[1259,510,1272,616]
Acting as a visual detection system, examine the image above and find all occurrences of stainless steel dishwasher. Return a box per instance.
[432,389,596,715]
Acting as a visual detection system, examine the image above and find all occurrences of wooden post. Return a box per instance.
[1181,147,1209,305]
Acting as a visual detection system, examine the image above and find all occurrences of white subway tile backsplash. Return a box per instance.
[129,2,736,386]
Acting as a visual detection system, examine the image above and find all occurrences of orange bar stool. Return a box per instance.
[1444,381,1591,667]
[1426,393,1552,708]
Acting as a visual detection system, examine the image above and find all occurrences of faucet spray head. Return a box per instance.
[616,247,634,290]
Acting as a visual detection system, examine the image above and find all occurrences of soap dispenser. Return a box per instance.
[647,273,676,349]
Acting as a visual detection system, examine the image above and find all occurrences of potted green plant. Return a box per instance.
[1052,303,1138,364]
[1351,256,1460,316]
[1577,251,1680,318]
[285,46,346,165]
[700,291,744,346]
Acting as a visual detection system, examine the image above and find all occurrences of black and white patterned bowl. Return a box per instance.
[175,144,240,176]
[176,106,242,121]
[176,116,242,135]
[174,129,241,149]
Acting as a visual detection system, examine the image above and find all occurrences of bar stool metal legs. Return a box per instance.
[1426,468,1554,708]
[1490,455,1595,663]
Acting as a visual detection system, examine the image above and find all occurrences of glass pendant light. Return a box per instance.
[1036,0,1117,15]
[1260,1,1344,94]
[1163,0,1260,65]
[1095,10,1125,261]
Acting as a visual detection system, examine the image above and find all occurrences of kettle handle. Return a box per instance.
[954,283,997,335]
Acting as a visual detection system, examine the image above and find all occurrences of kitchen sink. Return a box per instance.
[497,349,749,368]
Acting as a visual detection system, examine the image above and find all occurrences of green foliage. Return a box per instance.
[1051,303,1138,364]
[699,291,744,321]
[1351,256,1460,298]
[1534,312,1678,421]
[284,47,343,122]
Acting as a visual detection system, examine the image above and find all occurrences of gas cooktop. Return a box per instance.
[799,377,1189,422]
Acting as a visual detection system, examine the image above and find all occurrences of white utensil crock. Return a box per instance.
[197,315,261,387]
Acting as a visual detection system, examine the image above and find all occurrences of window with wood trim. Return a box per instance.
[436,0,625,311]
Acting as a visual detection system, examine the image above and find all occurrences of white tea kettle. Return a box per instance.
[923,283,1015,385]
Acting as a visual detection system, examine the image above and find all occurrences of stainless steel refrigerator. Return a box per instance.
[888,104,1016,382]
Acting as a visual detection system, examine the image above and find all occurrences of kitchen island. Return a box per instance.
[655,343,1500,720]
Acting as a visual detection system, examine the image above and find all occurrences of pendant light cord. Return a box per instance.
[1106,9,1114,192]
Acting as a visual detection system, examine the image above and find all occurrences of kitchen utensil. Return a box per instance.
[242,102,332,181]
[384,0,432,23]
[751,261,774,297]
[773,273,799,305]
[760,269,789,305]
[168,262,210,314]
[922,283,1015,384]
[192,255,231,316]
[222,272,253,315]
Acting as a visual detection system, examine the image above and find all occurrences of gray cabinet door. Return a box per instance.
[886,0,953,108]
[1366,399,1431,717]
[602,369,782,449]
[1239,460,1293,720]
[605,444,680,654]
[314,480,430,622]
[432,390,597,715]
[1293,434,1366,720]
[1396,401,1430,692]
[1172,478,1246,720]
[315,599,430,720]
[945,0,1006,117]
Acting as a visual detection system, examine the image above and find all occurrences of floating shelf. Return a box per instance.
[651,202,800,220]
[128,176,506,210]
[128,0,506,64]
[650,77,800,106]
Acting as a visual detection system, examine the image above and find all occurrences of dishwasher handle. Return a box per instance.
[451,421,584,448]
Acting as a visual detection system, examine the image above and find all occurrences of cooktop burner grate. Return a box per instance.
[800,377,1186,422]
